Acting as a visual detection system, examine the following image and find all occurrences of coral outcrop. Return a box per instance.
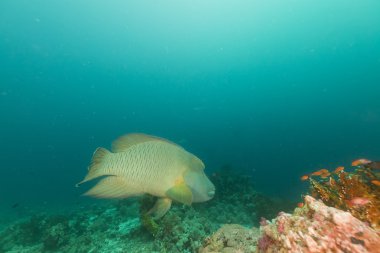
[199,224,260,253]
[257,195,380,253]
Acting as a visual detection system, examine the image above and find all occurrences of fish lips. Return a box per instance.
[189,177,215,203]
[190,185,215,202]
[185,171,216,202]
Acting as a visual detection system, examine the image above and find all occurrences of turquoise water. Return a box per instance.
[1,0,380,212]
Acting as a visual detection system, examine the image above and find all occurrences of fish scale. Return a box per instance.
[106,142,180,194]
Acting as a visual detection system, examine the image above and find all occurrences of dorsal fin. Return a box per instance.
[112,133,181,153]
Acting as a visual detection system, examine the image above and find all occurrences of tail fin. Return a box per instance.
[76,147,112,187]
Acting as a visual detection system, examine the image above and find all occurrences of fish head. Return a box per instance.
[183,157,215,202]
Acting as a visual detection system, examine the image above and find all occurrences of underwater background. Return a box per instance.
[1,0,380,244]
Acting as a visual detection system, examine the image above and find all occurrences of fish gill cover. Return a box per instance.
[0,0,380,252]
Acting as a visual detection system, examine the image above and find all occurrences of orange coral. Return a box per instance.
[305,161,380,230]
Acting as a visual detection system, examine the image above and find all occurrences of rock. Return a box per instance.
[257,195,380,253]
[200,224,260,253]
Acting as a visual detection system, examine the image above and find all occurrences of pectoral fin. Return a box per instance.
[147,197,172,219]
[166,180,193,205]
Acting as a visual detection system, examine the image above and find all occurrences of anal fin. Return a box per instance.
[84,176,142,199]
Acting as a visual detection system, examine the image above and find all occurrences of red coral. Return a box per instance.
[277,220,285,234]
[257,234,274,252]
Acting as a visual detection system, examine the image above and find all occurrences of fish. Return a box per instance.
[352,159,372,167]
[334,166,344,173]
[329,177,336,186]
[346,197,370,206]
[11,203,19,208]
[311,171,323,176]
[300,175,309,181]
[76,133,215,219]
[320,171,331,178]
[297,202,304,208]
[364,161,380,170]
[371,180,380,186]
[311,169,329,176]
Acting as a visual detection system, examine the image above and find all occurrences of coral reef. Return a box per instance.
[257,195,380,253]
[154,207,218,253]
[199,224,260,253]
[137,194,219,252]
[139,195,160,236]
[210,165,295,226]
[0,165,297,253]
[306,163,380,230]
[2,165,286,253]
[142,166,286,252]
[0,202,154,253]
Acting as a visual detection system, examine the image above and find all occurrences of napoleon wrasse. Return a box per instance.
[77,133,215,219]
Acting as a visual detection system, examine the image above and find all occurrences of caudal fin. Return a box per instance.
[76,147,112,187]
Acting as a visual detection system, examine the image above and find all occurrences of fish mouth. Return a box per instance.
[207,190,215,198]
